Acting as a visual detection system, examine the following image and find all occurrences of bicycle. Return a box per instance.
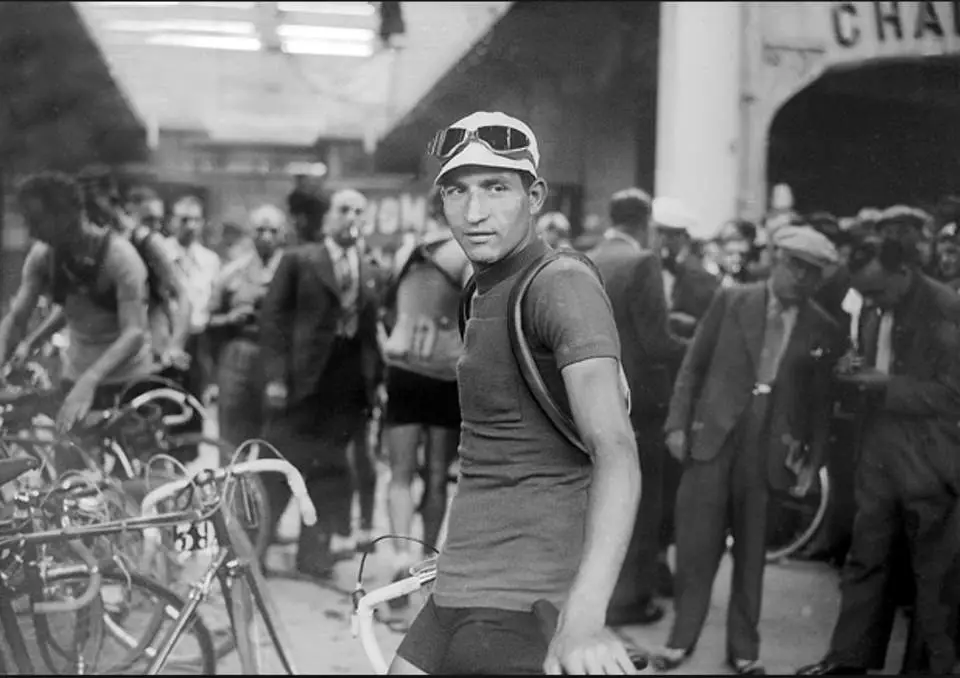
[0,456,217,675]
[351,547,653,675]
[765,466,832,563]
[0,380,272,562]
[138,441,316,675]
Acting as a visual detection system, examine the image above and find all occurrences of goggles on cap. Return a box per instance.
[427,124,534,163]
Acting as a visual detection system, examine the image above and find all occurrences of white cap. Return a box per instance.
[434,111,540,184]
[652,197,698,234]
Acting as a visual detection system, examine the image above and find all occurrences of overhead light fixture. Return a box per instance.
[181,2,256,8]
[277,2,375,17]
[276,24,373,42]
[147,33,262,51]
[282,38,373,57]
[107,19,256,35]
[89,1,181,5]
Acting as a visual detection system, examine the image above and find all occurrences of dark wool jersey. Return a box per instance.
[434,237,621,611]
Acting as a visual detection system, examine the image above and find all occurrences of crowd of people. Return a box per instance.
[1,108,959,676]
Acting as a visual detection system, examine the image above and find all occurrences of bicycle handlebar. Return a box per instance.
[33,539,101,614]
[352,562,438,675]
[140,459,317,547]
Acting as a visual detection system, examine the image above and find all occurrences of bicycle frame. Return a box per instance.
[0,497,201,674]
[144,500,297,675]
[139,458,315,675]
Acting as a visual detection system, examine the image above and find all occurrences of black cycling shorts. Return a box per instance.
[395,595,548,675]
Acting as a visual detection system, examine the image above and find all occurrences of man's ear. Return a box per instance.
[528,177,549,217]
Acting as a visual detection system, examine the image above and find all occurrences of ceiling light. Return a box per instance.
[277,2,375,17]
[107,19,255,35]
[88,1,181,5]
[147,33,262,51]
[276,24,373,41]
[282,38,373,57]
[182,2,256,8]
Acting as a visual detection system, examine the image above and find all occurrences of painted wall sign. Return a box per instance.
[830,1,960,61]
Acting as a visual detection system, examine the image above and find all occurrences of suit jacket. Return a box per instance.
[671,255,721,322]
[856,274,960,493]
[665,282,845,491]
[259,242,380,407]
[588,234,687,423]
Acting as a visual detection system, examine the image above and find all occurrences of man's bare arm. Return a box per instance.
[560,355,641,623]
[0,246,49,364]
[17,306,66,355]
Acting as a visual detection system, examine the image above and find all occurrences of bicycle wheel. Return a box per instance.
[39,567,216,675]
[765,466,832,563]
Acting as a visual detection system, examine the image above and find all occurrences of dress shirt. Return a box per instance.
[757,285,799,385]
[167,238,221,333]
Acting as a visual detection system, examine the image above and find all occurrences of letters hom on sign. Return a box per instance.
[831,1,960,60]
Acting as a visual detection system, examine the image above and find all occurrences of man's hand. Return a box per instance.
[790,464,817,498]
[666,429,687,462]
[160,348,192,372]
[265,380,287,411]
[543,614,637,675]
[57,376,98,432]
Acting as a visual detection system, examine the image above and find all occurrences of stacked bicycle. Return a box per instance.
[0,356,293,674]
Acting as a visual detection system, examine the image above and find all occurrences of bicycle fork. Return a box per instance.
[144,547,230,675]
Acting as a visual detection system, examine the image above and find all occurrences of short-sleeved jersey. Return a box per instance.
[23,237,153,385]
[434,237,621,612]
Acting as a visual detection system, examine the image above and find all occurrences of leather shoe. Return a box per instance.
[649,646,693,672]
[728,658,766,675]
[795,660,867,675]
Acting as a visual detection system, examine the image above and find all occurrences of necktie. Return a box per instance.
[874,312,894,374]
[757,304,794,384]
[337,249,354,296]
[859,306,881,366]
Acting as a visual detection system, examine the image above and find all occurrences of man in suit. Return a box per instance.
[650,197,722,598]
[657,226,843,675]
[652,197,720,340]
[259,188,380,579]
[588,187,687,626]
[797,233,960,676]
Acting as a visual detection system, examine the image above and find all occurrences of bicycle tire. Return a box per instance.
[42,567,217,675]
[765,466,832,563]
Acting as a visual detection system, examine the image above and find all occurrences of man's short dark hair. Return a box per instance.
[17,171,83,219]
[609,188,652,228]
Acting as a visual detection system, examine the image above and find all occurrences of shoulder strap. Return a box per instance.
[458,250,603,454]
[507,251,601,455]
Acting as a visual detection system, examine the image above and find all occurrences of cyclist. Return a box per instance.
[0,172,152,432]
[390,112,641,675]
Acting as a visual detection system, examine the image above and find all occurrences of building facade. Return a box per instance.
[376,1,960,239]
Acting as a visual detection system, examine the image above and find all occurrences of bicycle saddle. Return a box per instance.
[0,456,40,487]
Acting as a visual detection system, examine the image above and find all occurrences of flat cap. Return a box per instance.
[772,225,838,269]
[652,197,698,233]
[877,205,930,230]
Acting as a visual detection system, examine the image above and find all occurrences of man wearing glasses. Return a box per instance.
[657,225,843,675]
[165,196,221,400]
[390,112,640,675]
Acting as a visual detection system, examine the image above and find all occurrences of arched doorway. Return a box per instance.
[766,55,960,216]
